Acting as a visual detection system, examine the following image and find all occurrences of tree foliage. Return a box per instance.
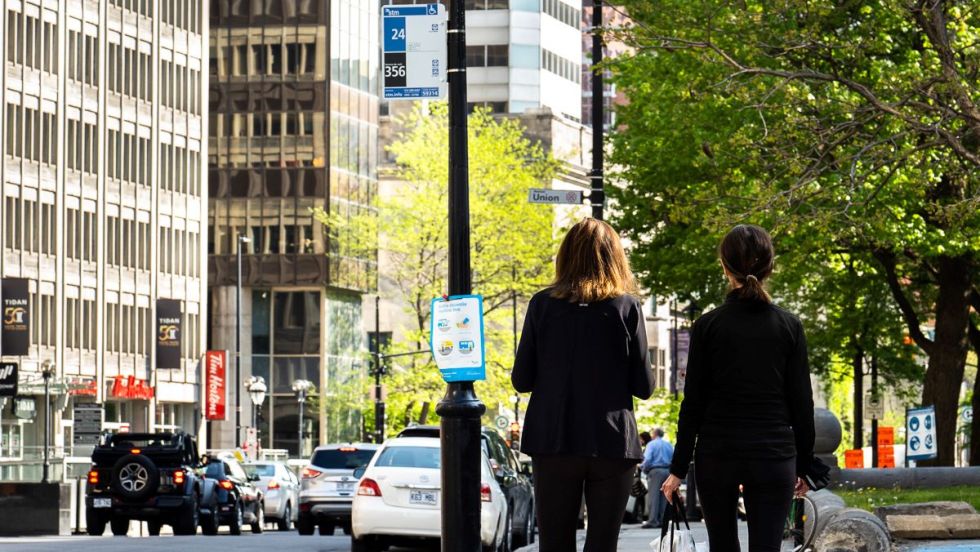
[608,0,980,464]
[316,104,558,437]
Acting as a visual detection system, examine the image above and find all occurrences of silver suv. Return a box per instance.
[297,443,379,536]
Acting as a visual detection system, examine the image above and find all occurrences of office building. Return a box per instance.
[207,0,379,455]
[1,0,209,478]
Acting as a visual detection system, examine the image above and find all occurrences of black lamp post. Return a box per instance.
[236,235,251,448]
[40,360,55,483]
[247,376,267,457]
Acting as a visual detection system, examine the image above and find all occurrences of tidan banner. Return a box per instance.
[156,299,182,369]
[1,278,30,355]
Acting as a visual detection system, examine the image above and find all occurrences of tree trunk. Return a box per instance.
[919,257,972,466]
[853,343,864,450]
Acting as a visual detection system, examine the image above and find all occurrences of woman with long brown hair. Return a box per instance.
[512,218,654,552]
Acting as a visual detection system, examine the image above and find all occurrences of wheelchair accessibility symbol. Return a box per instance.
[427,3,437,14]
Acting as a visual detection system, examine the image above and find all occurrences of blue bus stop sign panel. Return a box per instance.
[381,4,447,100]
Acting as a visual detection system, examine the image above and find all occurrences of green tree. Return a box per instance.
[316,104,558,437]
[607,0,980,464]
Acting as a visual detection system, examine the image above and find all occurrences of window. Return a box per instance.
[31,293,56,347]
[465,45,485,68]
[465,0,509,9]
[67,119,98,173]
[486,45,508,66]
[543,0,580,28]
[4,196,21,250]
[542,48,581,84]
[7,11,57,73]
[40,202,54,255]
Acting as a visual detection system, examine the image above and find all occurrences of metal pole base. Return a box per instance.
[437,382,486,552]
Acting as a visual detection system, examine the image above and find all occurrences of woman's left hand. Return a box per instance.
[661,474,682,503]
[794,477,810,498]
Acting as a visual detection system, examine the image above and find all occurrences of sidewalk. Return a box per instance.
[516,520,750,552]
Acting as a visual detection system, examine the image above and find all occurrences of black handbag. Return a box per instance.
[802,455,831,491]
[630,469,647,498]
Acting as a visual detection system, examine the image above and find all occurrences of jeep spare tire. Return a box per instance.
[110,454,159,501]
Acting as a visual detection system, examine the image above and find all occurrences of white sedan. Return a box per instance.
[351,436,508,552]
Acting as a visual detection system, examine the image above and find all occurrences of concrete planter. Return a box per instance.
[0,482,72,536]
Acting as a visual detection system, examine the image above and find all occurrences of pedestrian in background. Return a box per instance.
[640,428,673,529]
[661,224,815,552]
[513,218,655,552]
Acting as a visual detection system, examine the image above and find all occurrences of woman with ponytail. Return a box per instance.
[659,224,815,552]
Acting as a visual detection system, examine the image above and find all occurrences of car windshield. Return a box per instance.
[374,446,440,469]
[245,464,276,477]
[310,449,376,470]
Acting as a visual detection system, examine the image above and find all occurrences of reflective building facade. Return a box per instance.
[208,0,378,454]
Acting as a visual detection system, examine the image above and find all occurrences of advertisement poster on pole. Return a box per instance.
[906,405,937,463]
[204,351,228,421]
[430,295,485,382]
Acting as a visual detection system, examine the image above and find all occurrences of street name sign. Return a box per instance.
[430,295,485,382]
[382,4,447,100]
[528,188,583,205]
[906,405,938,462]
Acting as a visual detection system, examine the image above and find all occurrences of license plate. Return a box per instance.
[337,481,354,492]
[94,498,111,509]
[409,490,437,506]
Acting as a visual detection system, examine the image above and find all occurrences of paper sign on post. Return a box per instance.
[430,295,486,382]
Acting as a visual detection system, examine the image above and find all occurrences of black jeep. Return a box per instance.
[86,431,218,536]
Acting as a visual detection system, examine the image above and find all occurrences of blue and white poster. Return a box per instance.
[906,405,938,462]
[381,4,447,100]
[430,295,485,382]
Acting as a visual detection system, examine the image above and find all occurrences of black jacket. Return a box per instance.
[512,290,654,460]
[669,293,815,479]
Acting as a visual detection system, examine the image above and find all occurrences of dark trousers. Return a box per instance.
[532,455,636,552]
[695,453,796,552]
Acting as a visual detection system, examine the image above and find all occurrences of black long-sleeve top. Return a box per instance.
[669,293,815,478]
[512,290,655,460]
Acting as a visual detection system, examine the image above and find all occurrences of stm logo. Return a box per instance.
[0,365,12,380]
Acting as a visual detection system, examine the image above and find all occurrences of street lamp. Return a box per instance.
[236,234,251,448]
[292,379,313,458]
[40,360,55,484]
[246,375,267,455]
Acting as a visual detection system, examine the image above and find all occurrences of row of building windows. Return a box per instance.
[160,143,203,195]
[107,216,153,270]
[66,208,99,262]
[543,48,581,84]
[68,29,100,86]
[66,119,100,174]
[464,0,509,9]
[208,221,316,256]
[65,298,98,350]
[161,60,203,114]
[3,197,55,255]
[109,0,153,18]
[5,104,58,165]
[213,42,317,78]
[107,129,153,186]
[543,0,581,28]
[108,43,154,101]
[6,9,58,74]
[31,293,57,347]
[161,0,204,34]
[159,227,202,277]
[212,112,318,138]
[466,45,508,68]
[105,304,153,354]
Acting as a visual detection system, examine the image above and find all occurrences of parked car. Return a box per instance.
[398,425,536,549]
[203,456,264,534]
[298,443,380,536]
[350,435,508,552]
[245,461,300,531]
[85,431,218,536]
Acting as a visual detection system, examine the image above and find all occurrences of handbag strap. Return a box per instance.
[671,491,691,532]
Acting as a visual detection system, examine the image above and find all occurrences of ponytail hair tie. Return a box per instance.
[746,274,759,284]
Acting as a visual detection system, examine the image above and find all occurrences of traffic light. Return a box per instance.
[509,421,520,450]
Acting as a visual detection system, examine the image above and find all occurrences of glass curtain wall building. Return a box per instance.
[1,0,209,479]
[208,0,378,456]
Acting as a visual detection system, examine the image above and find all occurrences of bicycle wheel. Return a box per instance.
[783,495,818,552]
